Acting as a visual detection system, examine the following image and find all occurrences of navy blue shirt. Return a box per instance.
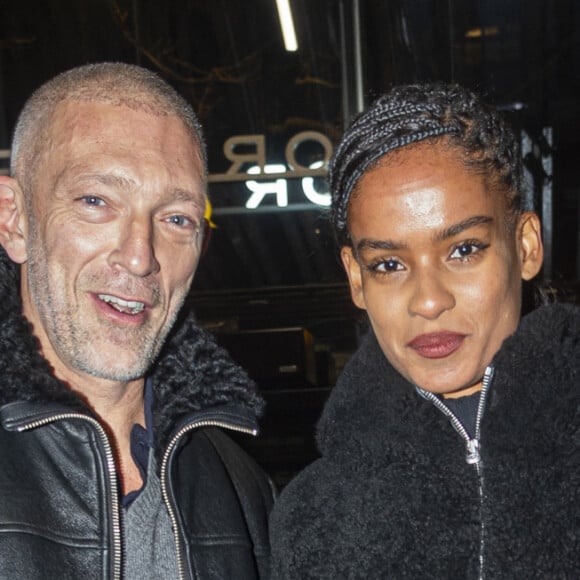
[123,379,155,508]
[442,391,480,438]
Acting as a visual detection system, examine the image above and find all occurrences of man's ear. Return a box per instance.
[340,246,367,310]
[0,176,28,264]
[517,211,544,281]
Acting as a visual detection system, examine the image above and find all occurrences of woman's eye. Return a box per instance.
[450,241,487,260]
[373,258,403,273]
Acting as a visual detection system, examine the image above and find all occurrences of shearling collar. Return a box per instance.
[317,303,579,460]
[0,248,262,449]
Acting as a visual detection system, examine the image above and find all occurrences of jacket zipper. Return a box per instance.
[160,419,257,580]
[416,366,494,580]
[17,413,122,580]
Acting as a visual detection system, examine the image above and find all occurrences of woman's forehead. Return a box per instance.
[352,142,507,209]
[348,144,508,237]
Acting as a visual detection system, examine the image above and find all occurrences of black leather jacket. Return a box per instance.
[0,402,273,579]
[0,249,274,579]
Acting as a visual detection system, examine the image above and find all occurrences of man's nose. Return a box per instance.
[407,267,455,320]
[108,217,161,277]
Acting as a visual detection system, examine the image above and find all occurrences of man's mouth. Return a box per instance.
[98,294,146,315]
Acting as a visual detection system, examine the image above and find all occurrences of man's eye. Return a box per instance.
[80,195,106,207]
[166,215,194,228]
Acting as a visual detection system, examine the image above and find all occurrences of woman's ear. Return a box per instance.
[340,245,367,310]
[0,177,28,264]
[517,211,544,281]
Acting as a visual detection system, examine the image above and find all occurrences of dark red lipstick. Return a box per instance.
[407,332,466,359]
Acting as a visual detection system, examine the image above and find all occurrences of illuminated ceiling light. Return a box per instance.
[276,0,298,52]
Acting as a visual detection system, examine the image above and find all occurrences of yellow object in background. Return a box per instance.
[205,197,217,229]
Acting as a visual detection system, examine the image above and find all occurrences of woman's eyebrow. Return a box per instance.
[434,215,494,242]
[353,215,494,254]
[355,238,408,253]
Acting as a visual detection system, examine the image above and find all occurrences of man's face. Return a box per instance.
[20,100,206,384]
[341,143,542,395]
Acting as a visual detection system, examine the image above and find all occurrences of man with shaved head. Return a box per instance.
[0,63,273,579]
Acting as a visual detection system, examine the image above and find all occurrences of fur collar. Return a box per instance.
[317,303,580,460]
[0,248,262,449]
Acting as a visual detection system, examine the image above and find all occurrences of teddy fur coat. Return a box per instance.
[270,304,580,579]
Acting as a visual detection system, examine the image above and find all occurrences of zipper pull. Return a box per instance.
[466,439,481,464]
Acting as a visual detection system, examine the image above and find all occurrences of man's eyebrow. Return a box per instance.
[74,174,204,207]
[435,215,494,241]
[75,172,135,189]
[171,188,205,209]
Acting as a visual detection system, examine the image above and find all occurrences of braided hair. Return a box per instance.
[330,83,523,246]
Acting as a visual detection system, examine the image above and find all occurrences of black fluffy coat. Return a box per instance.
[270,304,580,579]
[0,247,262,458]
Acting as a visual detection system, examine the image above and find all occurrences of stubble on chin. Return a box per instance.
[25,240,184,383]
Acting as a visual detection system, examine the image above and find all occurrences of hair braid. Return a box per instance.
[330,82,523,246]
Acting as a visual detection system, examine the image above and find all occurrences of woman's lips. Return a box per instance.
[407,332,466,359]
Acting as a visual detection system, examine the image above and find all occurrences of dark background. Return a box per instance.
[1,0,579,485]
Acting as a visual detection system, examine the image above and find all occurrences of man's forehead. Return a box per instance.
[43,99,203,165]
[47,99,187,148]
[33,100,206,200]
[50,98,177,132]
[53,91,172,118]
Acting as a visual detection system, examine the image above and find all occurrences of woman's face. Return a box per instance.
[341,143,543,395]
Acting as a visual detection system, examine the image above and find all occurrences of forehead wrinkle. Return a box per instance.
[434,215,494,242]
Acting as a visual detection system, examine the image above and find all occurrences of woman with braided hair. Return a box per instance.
[270,83,580,578]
